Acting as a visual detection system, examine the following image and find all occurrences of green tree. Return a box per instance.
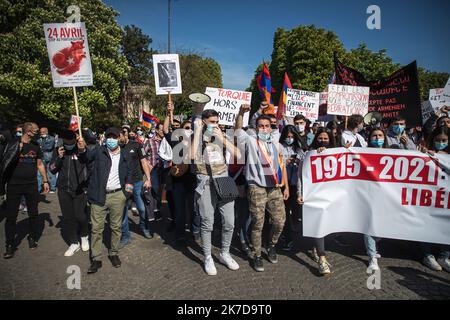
[121,24,154,85]
[343,43,399,81]
[418,68,449,102]
[0,0,128,131]
[247,25,346,111]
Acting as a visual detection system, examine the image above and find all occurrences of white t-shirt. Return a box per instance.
[341,130,367,147]
[106,150,121,191]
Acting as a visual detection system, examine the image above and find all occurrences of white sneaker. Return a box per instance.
[367,256,380,274]
[204,256,217,276]
[423,255,442,271]
[64,243,80,257]
[218,252,240,271]
[437,257,450,273]
[81,236,89,252]
[318,259,331,276]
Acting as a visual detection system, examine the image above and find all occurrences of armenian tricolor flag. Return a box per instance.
[256,62,276,114]
[141,111,159,129]
[276,72,293,120]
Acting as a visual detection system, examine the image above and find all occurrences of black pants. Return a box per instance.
[5,183,39,246]
[58,190,88,245]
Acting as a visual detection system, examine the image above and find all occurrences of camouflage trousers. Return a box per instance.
[247,185,286,257]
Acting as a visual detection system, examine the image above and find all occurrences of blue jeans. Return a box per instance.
[364,235,380,258]
[38,161,57,192]
[121,181,149,241]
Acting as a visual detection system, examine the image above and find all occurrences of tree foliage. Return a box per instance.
[0,0,129,131]
[248,25,449,112]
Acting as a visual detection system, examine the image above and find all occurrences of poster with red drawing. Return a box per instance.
[43,22,93,88]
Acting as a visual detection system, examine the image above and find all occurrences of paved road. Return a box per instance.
[0,193,449,300]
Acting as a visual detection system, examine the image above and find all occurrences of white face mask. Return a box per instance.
[297,125,305,133]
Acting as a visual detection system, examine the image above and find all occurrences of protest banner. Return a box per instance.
[43,22,93,88]
[44,22,93,137]
[153,54,182,95]
[302,147,450,245]
[285,89,320,120]
[429,88,448,115]
[326,84,370,117]
[334,57,422,127]
[443,77,450,102]
[421,101,435,125]
[203,87,251,126]
[69,115,82,132]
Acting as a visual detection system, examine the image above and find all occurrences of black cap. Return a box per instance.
[105,127,121,138]
[60,129,76,140]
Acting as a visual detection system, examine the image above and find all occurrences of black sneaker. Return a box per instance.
[253,256,264,272]
[27,236,38,250]
[3,245,15,259]
[87,260,102,274]
[241,242,252,257]
[109,255,121,268]
[267,245,278,264]
[282,241,294,251]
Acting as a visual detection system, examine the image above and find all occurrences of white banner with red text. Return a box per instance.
[302,147,450,245]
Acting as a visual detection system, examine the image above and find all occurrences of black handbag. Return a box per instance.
[206,163,238,203]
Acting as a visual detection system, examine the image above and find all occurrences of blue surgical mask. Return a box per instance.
[64,143,76,151]
[392,124,405,135]
[16,132,22,137]
[434,142,448,151]
[106,138,119,150]
[137,130,143,136]
[285,138,294,145]
[206,124,216,134]
[370,139,384,148]
[258,132,271,142]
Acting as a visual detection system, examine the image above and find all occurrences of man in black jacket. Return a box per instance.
[49,130,89,257]
[78,127,133,274]
[1,122,50,259]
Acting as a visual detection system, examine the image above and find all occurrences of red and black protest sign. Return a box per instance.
[334,55,422,127]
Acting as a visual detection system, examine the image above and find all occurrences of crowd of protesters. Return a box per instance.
[0,102,449,276]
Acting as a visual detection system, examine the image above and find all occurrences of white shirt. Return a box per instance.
[341,130,367,147]
[106,150,121,191]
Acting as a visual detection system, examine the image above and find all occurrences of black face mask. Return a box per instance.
[129,136,136,141]
[271,124,277,130]
[317,141,330,148]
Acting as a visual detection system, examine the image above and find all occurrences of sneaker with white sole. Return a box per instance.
[218,252,239,271]
[64,243,80,257]
[367,256,380,274]
[437,257,450,273]
[81,236,89,252]
[423,254,442,271]
[318,259,331,276]
[204,256,217,275]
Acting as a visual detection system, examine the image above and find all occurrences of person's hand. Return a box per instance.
[297,196,304,205]
[240,104,251,114]
[42,182,50,193]
[283,188,289,201]
[317,147,327,153]
[143,179,151,189]
[400,134,409,145]
[125,184,134,193]
[212,127,224,142]
[58,146,65,158]
[77,138,86,151]
[194,117,203,128]
[344,142,352,149]
[418,145,428,154]
[167,101,174,113]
